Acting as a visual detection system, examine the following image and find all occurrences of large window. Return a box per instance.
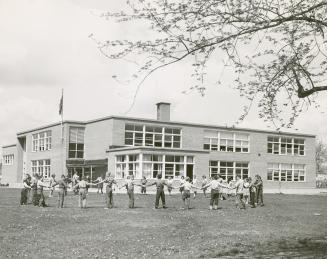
[115,154,193,179]
[143,154,163,179]
[267,136,305,155]
[3,154,14,165]
[267,163,305,182]
[209,161,249,180]
[32,130,52,152]
[68,127,85,159]
[203,130,249,153]
[125,124,181,148]
[31,159,51,179]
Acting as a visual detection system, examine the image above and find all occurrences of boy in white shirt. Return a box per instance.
[202,175,229,210]
[73,176,97,208]
[167,176,174,195]
[192,176,198,199]
[231,175,246,209]
[178,177,200,209]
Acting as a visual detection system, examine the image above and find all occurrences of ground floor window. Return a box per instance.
[115,154,194,179]
[31,159,51,179]
[209,161,249,180]
[3,154,14,165]
[267,163,305,182]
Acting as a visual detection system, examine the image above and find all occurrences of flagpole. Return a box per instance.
[59,88,65,176]
[61,88,64,143]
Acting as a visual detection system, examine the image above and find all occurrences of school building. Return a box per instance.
[1,103,316,190]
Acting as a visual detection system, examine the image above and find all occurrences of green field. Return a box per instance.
[0,188,326,258]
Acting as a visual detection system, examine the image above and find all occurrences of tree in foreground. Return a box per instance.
[93,0,327,128]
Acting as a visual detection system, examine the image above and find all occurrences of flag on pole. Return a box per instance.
[59,89,63,116]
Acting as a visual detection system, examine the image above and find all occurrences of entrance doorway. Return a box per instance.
[186,164,193,180]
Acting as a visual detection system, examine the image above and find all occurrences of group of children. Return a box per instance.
[20,172,264,210]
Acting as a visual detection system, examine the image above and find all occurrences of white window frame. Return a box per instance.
[124,124,182,149]
[114,153,193,179]
[209,160,249,180]
[31,159,51,179]
[3,154,14,165]
[32,130,52,152]
[267,163,306,182]
[203,130,250,153]
[267,136,305,156]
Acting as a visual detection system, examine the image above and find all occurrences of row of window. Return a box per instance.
[28,126,306,159]
[31,127,85,159]
[31,159,51,179]
[209,161,249,180]
[3,154,14,165]
[267,136,305,156]
[209,161,306,182]
[267,163,305,182]
[116,154,193,179]
[204,130,249,153]
[32,131,52,152]
[125,124,181,148]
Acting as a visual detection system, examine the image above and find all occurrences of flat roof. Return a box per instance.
[2,144,17,148]
[15,114,315,138]
[106,146,210,153]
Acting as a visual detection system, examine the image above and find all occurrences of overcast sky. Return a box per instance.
[1,0,327,158]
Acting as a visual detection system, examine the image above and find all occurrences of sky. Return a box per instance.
[0,0,327,158]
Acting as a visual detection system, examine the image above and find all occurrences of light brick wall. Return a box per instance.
[21,124,67,180]
[1,145,18,184]
[84,119,113,160]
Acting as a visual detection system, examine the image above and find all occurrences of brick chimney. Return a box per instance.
[156,102,171,121]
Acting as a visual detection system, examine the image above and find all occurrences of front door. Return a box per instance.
[186,164,193,180]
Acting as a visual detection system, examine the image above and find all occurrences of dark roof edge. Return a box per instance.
[2,144,17,148]
[106,146,209,153]
[16,120,86,135]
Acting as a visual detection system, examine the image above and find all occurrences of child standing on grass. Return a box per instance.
[179,176,185,195]
[73,176,97,209]
[20,174,31,205]
[248,177,256,208]
[52,174,69,208]
[49,174,56,198]
[36,175,51,207]
[178,177,200,209]
[101,172,117,209]
[141,176,147,194]
[243,178,250,204]
[30,173,38,206]
[202,175,229,210]
[231,175,246,209]
[254,175,264,207]
[201,175,208,197]
[95,176,104,194]
[167,176,174,195]
[119,175,141,209]
[147,174,168,209]
[192,176,198,199]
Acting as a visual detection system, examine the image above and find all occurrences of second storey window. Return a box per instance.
[267,136,305,155]
[125,124,181,148]
[209,161,249,180]
[68,127,85,159]
[203,130,249,153]
[3,154,14,165]
[32,131,52,152]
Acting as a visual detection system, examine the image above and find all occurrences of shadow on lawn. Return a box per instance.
[199,236,327,258]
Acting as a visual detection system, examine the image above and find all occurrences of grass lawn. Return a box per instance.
[0,188,326,258]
